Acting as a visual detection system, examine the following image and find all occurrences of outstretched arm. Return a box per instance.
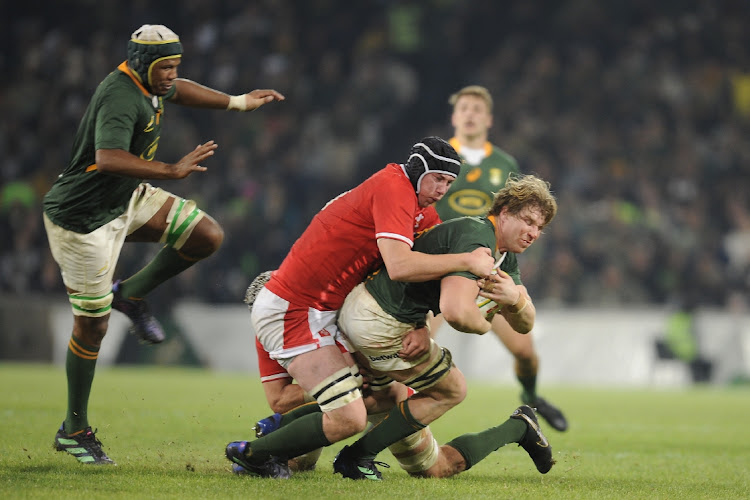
[170,78,285,110]
[95,142,217,180]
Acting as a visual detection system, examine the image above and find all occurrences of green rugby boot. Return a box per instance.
[54,423,115,465]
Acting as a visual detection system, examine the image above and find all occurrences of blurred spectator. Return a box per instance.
[2,0,749,311]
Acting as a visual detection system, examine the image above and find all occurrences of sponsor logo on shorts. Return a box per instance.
[368,353,400,362]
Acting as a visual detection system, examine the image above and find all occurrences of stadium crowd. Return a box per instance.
[2,0,749,311]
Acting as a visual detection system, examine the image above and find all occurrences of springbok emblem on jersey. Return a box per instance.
[489,168,503,185]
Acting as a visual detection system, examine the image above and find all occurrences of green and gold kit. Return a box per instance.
[43,62,176,233]
[435,138,520,221]
[365,216,520,325]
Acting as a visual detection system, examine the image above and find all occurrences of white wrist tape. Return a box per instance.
[227,94,247,111]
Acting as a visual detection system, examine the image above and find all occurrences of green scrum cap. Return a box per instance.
[127,24,182,93]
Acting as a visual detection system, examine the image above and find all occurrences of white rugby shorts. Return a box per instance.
[44,183,170,299]
[251,286,353,370]
[338,282,433,372]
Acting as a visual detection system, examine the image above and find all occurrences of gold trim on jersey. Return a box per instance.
[118,61,151,98]
[449,137,493,158]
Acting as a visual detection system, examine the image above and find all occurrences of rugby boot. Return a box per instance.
[332,445,389,480]
[54,423,116,465]
[510,405,555,474]
[112,280,165,344]
[225,440,292,479]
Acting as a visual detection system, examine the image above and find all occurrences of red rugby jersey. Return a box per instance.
[266,163,438,310]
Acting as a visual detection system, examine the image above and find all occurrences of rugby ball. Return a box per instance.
[476,296,502,321]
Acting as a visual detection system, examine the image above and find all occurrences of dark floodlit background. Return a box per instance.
[1,1,749,383]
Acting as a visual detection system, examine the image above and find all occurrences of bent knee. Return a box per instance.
[447,384,467,407]
[182,217,224,258]
[426,384,466,413]
[441,369,467,407]
[324,408,368,442]
[340,413,369,436]
[72,315,110,346]
[513,348,538,365]
[199,217,224,254]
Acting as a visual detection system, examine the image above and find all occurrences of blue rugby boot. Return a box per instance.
[112,280,165,344]
[225,441,291,479]
[253,412,282,437]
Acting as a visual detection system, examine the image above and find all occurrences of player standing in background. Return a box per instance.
[224,137,496,478]
[43,24,285,465]
[432,85,568,432]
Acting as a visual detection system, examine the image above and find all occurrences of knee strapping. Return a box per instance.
[369,374,395,391]
[160,198,204,251]
[309,366,362,412]
[349,364,364,389]
[401,347,454,391]
[389,427,440,473]
[69,291,113,317]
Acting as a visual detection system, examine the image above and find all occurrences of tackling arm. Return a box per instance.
[378,238,494,282]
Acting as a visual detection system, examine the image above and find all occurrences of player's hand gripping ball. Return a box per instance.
[476,270,502,321]
[476,296,502,321]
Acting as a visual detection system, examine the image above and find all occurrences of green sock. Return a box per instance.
[518,374,537,404]
[247,412,331,464]
[445,418,526,470]
[119,246,195,299]
[279,402,321,427]
[348,400,425,459]
[64,336,99,433]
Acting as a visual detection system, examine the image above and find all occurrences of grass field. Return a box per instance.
[1,362,748,499]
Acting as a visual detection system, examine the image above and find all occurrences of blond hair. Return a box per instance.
[488,174,557,227]
[448,85,494,112]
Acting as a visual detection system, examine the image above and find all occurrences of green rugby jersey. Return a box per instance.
[43,62,176,233]
[364,216,521,325]
[434,138,520,221]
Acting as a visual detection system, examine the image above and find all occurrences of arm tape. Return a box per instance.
[227,94,247,111]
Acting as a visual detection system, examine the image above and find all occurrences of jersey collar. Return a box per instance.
[487,214,504,259]
[117,61,152,98]
[449,137,492,157]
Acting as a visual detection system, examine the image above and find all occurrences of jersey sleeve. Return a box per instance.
[371,180,418,247]
[416,206,442,231]
[95,91,139,151]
